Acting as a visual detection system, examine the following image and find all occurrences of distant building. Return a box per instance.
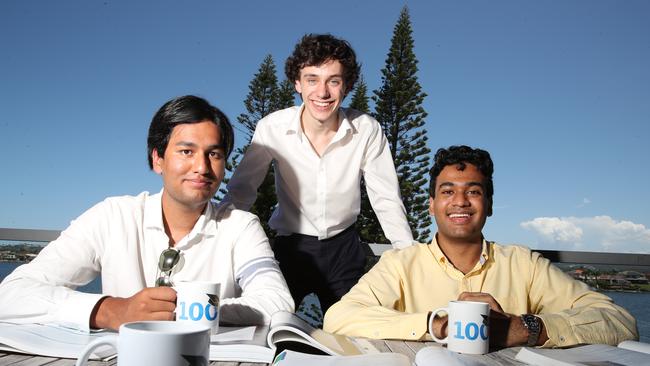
[0,251,17,261]
[618,271,649,285]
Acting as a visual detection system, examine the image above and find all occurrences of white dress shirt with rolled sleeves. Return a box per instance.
[0,190,294,332]
[222,105,414,248]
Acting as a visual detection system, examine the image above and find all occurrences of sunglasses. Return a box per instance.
[155,248,181,287]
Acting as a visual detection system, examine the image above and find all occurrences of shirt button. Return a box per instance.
[411,331,416,337]
[560,336,565,342]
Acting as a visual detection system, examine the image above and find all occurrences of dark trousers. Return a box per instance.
[273,225,366,314]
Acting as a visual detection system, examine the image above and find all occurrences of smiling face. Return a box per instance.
[294,59,346,128]
[429,163,490,246]
[152,121,225,213]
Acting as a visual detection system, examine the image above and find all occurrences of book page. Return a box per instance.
[268,311,374,356]
[0,322,115,360]
[272,349,410,366]
[414,346,486,366]
[209,324,273,362]
[210,326,256,342]
[618,341,650,355]
[515,344,650,366]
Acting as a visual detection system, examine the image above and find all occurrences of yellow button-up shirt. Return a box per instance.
[323,239,638,347]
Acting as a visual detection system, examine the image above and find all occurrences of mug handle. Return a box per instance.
[75,334,118,366]
[429,307,448,343]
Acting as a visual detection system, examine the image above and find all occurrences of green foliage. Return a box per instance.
[372,6,432,243]
[349,77,388,244]
[276,78,297,110]
[347,75,370,114]
[220,55,296,239]
[237,54,281,142]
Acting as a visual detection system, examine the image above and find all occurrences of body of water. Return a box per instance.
[1,262,648,342]
[0,261,101,294]
[604,291,650,343]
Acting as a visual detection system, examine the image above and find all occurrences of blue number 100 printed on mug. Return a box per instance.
[429,301,490,355]
[177,301,218,321]
[453,320,488,340]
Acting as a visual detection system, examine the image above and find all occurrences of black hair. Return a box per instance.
[429,145,494,210]
[146,95,234,169]
[285,33,360,94]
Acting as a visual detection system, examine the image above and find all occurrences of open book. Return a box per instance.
[272,346,488,366]
[514,341,650,366]
[0,322,116,361]
[210,311,378,363]
[0,312,376,363]
[272,349,411,366]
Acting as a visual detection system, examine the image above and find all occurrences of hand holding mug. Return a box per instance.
[458,292,546,348]
[174,281,221,335]
[429,300,490,355]
[90,287,177,330]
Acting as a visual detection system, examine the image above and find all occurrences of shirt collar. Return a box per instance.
[143,189,165,231]
[428,235,490,267]
[144,189,219,248]
[287,104,356,143]
[334,108,356,142]
[286,105,304,138]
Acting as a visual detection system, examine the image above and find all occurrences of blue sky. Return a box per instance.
[1,0,649,253]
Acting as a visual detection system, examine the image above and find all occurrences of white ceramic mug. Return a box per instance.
[75,321,210,366]
[175,281,221,334]
[429,300,490,355]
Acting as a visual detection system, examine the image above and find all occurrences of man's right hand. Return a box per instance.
[90,287,177,330]
[428,311,449,339]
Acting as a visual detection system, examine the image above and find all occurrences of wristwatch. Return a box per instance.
[520,314,542,347]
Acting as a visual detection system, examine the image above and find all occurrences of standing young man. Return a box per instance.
[222,34,414,313]
[0,95,293,331]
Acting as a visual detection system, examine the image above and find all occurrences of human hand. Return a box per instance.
[457,292,528,349]
[427,311,449,339]
[90,287,177,330]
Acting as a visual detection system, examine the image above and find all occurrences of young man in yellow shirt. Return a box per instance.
[324,145,638,348]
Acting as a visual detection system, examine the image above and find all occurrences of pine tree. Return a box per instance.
[238,54,281,142]
[348,76,370,113]
[275,78,297,111]
[348,77,388,244]
[372,6,432,242]
[222,55,295,238]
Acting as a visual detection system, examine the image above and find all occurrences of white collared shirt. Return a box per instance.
[0,190,294,331]
[222,105,414,248]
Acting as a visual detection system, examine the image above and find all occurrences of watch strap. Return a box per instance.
[520,314,541,347]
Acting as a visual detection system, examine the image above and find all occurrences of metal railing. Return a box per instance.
[2,228,649,268]
[0,228,61,243]
[365,243,650,268]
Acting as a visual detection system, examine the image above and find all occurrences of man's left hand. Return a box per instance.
[457,292,546,349]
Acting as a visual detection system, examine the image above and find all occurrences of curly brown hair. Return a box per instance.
[285,34,360,94]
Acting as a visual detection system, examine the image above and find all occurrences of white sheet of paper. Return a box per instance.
[210,326,256,342]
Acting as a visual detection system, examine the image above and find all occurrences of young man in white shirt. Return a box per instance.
[0,95,294,331]
[222,34,414,313]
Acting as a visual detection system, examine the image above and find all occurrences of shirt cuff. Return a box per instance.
[397,312,429,340]
[391,240,416,250]
[536,313,576,347]
[54,291,107,332]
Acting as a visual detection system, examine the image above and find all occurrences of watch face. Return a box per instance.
[524,315,540,330]
[522,314,541,346]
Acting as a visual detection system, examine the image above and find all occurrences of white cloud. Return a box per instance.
[520,216,650,253]
[520,217,583,242]
[577,198,591,208]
